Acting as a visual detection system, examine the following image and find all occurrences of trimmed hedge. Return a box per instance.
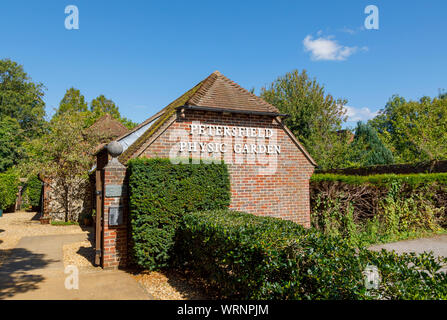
[311,172,447,186]
[0,172,19,211]
[128,158,231,270]
[25,175,42,209]
[176,210,447,300]
[316,160,447,176]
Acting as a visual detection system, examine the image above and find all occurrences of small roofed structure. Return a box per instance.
[41,114,130,222]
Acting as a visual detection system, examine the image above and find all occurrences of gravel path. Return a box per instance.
[132,270,209,300]
[1,211,206,300]
[63,240,99,270]
[0,211,87,267]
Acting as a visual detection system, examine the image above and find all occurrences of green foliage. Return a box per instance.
[24,112,102,221]
[311,174,447,246]
[90,94,120,117]
[260,69,349,169]
[311,172,447,186]
[0,116,24,172]
[347,122,394,166]
[50,220,79,226]
[0,59,46,139]
[25,175,42,209]
[89,94,137,129]
[128,158,231,270]
[55,90,138,130]
[0,171,19,210]
[55,87,88,116]
[370,94,447,163]
[176,210,447,300]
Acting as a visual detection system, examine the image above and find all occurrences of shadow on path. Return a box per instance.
[0,248,56,299]
[30,212,41,221]
[75,229,96,268]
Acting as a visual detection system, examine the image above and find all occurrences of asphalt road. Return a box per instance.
[369,234,447,258]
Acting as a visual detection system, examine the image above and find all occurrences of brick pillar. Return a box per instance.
[102,158,128,269]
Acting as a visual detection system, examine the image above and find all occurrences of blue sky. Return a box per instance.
[1,0,446,128]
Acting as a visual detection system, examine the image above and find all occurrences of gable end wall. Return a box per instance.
[135,110,314,226]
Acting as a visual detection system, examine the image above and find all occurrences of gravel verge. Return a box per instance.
[132,270,210,300]
[63,240,98,269]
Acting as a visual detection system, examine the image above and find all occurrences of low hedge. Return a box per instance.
[311,173,447,244]
[128,158,231,270]
[176,210,447,300]
[0,172,19,211]
[316,160,447,176]
[311,172,447,186]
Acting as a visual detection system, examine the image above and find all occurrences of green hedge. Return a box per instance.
[311,172,447,186]
[128,158,231,270]
[310,173,447,245]
[25,175,42,209]
[0,172,19,211]
[176,210,447,300]
[315,160,447,176]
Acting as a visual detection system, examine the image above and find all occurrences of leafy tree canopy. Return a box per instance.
[0,116,24,172]
[347,122,394,167]
[89,94,137,129]
[0,59,46,138]
[23,112,103,221]
[90,94,120,118]
[370,94,447,163]
[55,87,88,116]
[260,69,349,169]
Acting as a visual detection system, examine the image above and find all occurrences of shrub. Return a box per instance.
[51,220,78,226]
[176,210,447,300]
[128,158,231,270]
[0,171,19,211]
[316,159,447,176]
[311,172,447,186]
[311,173,447,245]
[25,175,42,210]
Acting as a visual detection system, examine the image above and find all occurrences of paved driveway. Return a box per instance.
[369,234,447,258]
[0,233,152,300]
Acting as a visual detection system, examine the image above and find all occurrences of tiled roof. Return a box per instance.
[185,71,281,114]
[89,114,129,140]
[118,71,315,166]
[118,80,204,163]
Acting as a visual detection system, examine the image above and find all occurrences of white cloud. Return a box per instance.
[340,26,356,35]
[303,34,367,61]
[344,105,378,122]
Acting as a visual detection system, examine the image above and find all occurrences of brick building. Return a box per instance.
[95,71,316,269]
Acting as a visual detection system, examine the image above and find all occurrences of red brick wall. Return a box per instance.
[138,110,315,226]
[102,161,128,269]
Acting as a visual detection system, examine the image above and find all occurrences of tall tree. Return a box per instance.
[55,87,88,116]
[90,94,120,118]
[370,95,447,163]
[0,116,24,172]
[89,94,137,129]
[24,112,101,221]
[347,122,394,166]
[260,69,349,169]
[0,59,46,138]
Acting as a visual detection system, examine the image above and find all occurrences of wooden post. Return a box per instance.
[95,169,102,266]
